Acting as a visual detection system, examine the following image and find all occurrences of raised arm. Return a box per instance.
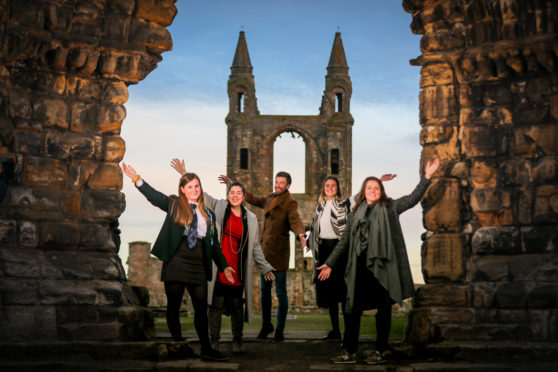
[122,162,169,211]
[393,158,439,214]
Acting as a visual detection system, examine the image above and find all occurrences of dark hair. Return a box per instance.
[275,171,292,185]
[352,176,391,212]
[228,181,246,195]
[318,176,342,203]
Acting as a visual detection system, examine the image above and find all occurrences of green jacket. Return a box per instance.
[137,180,229,281]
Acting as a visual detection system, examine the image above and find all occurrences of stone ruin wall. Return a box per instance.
[0,0,177,342]
[404,0,558,344]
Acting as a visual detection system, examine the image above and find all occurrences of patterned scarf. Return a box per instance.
[310,198,349,258]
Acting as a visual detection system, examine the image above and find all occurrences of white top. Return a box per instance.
[319,200,338,239]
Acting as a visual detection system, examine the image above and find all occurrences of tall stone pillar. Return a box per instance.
[0,0,176,342]
[404,0,558,345]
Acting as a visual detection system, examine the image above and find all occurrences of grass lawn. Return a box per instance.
[155,314,407,338]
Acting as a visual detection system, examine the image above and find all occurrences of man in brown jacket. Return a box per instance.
[220,171,306,342]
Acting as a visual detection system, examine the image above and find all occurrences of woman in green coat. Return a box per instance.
[122,163,234,361]
[318,159,439,365]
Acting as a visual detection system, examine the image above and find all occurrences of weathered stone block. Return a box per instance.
[499,158,532,186]
[0,305,57,342]
[423,179,461,231]
[19,220,38,248]
[13,118,42,132]
[59,322,122,342]
[130,18,172,53]
[419,85,457,125]
[46,252,95,280]
[450,161,469,178]
[102,136,126,161]
[102,12,130,42]
[80,223,116,251]
[508,254,543,281]
[404,308,438,344]
[33,97,68,129]
[0,219,17,248]
[68,159,99,189]
[470,160,498,188]
[493,282,528,308]
[461,126,506,157]
[430,307,475,324]
[535,254,558,282]
[422,233,466,282]
[0,278,37,304]
[471,226,521,255]
[0,116,14,145]
[420,25,465,52]
[22,156,68,188]
[528,284,557,308]
[415,284,469,307]
[75,77,102,99]
[87,163,123,190]
[7,187,65,220]
[118,306,156,341]
[513,187,532,225]
[476,308,529,324]
[104,81,129,104]
[440,324,532,341]
[474,209,514,227]
[420,63,454,88]
[135,0,178,27]
[521,226,558,254]
[45,131,96,158]
[511,124,558,157]
[98,104,126,133]
[420,125,455,145]
[39,222,80,249]
[81,190,125,222]
[39,280,97,305]
[107,0,135,15]
[471,188,511,212]
[70,100,100,133]
[0,247,44,279]
[471,255,509,281]
[9,90,32,119]
[534,185,558,222]
[14,130,42,154]
[533,156,558,184]
[472,282,498,307]
[56,305,100,325]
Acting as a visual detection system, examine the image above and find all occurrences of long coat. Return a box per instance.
[325,178,431,311]
[203,192,273,323]
[136,181,229,280]
[245,190,305,271]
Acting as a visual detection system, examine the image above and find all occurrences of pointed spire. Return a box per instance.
[327,32,349,75]
[231,31,253,75]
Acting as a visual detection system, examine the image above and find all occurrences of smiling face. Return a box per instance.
[365,180,382,204]
[274,176,290,194]
[227,185,245,208]
[323,179,338,200]
[180,178,202,203]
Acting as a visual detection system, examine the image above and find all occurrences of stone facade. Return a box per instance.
[225,31,354,311]
[403,0,558,344]
[0,0,176,342]
[127,241,166,307]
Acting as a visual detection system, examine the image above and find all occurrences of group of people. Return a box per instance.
[121,157,439,364]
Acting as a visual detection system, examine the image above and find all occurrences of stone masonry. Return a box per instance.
[226,31,353,311]
[403,0,558,345]
[0,0,176,342]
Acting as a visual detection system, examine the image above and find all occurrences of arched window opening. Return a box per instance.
[331,148,339,175]
[240,148,248,169]
[237,92,244,112]
[336,93,343,112]
[273,131,305,194]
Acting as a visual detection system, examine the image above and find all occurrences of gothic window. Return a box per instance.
[336,93,343,112]
[237,92,244,112]
[240,148,248,169]
[331,149,339,175]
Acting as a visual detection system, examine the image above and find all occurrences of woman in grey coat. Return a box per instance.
[318,159,439,365]
[171,159,275,355]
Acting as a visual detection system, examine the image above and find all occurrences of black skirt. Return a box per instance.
[161,238,206,284]
[352,253,393,312]
[315,238,347,308]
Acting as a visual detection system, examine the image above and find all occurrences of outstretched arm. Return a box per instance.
[394,158,440,214]
[122,162,169,211]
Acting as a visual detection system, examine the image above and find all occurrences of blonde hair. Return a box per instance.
[171,173,209,226]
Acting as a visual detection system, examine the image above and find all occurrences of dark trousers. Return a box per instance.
[164,281,212,350]
[261,270,288,331]
[343,257,392,354]
[209,281,245,342]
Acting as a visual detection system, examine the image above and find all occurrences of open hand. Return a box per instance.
[263,269,275,281]
[425,158,440,179]
[218,175,233,186]
[380,173,397,182]
[316,264,331,281]
[170,158,186,176]
[224,267,236,284]
[121,162,138,180]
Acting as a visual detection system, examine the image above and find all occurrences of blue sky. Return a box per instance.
[119,0,427,282]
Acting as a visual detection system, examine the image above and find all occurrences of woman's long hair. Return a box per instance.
[172,173,209,226]
[352,176,392,212]
[318,176,342,203]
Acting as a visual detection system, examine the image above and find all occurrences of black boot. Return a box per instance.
[257,322,274,339]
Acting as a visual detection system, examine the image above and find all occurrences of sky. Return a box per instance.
[119,0,427,282]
